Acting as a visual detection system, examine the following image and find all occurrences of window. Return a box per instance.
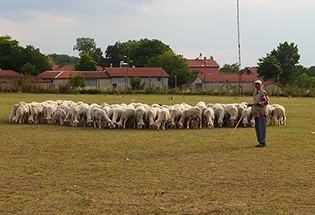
[210,67,214,70]
[208,72,214,75]
[158,78,161,81]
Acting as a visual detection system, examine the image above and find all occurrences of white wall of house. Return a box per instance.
[110,77,168,90]
[48,79,111,90]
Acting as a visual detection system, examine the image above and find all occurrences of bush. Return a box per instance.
[59,83,71,94]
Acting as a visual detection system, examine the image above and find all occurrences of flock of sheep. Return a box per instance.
[9,100,286,130]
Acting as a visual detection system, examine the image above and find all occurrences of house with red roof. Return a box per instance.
[105,67,169,90]
[187,65,280,92]
[187,57,220,76]
[0,69,22,82]
[37,67,169,90]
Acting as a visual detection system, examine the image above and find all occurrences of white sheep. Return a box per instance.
[154,108,170,130]
[135,105,148,129]
[202,107,215,129]
[224,104,238,127]
[271,104,286,125]
[53,108,67,125]
[146,107,158,129]
[213,104,225,128]
[117,106,136,129]
[178,107,202,129]
[91,107,114,129]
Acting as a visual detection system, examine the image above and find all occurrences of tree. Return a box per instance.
[130,39,171,67]
[257,55,282,81]
[219,63,239,74]
[75,52,97,71]
[73,37,105,67]
[104,38,171,68]
[21,45,52,76]
[69,75,85,88]
[130,76,145,90]
[295,73,315,92]
[271,42,300,85]
[20,63,36,76]
[0,35,52,75]
[48,53,79,65]
[305,66,315,78]
[0,35,24,72]
[146,50,192,88]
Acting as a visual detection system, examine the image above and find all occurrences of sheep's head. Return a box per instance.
[137,122,145,129]
[149,122,155,129]
[217,119,223,128]
[108,121,115,129]
[73,119,80,127]
[87,119,93,127]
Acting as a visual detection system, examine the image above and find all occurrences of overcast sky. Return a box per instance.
[1,0,314,68]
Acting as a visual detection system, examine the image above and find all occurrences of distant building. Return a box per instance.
[0,69,22,82]
[37,66,169,90]
[187,57,220,76]
[187,65,280,92]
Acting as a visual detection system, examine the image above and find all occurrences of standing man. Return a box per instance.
[247,80,269,147]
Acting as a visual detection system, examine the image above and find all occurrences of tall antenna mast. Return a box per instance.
[237,0,242,93]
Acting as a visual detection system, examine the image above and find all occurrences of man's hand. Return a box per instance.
[247,102,259,107]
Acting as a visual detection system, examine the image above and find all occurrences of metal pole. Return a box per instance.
[237,0,242,94]
[203,57,206,91]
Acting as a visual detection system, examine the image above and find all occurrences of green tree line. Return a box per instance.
[1,34,314,90]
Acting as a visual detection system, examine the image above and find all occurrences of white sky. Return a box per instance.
[1,0,314,68]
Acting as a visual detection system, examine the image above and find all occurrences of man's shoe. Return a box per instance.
[255,144,266,147]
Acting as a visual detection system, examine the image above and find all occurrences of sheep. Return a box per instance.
[135,105,148,129]
[154,108,170,130]
[12,103,30,124]
[146,107,158,129]
[64,104,80,126]
[168,106,184,128]
[117,106,136,129]
[234,103,247,121]
[202,107,215,129]
[271,104,286,126]
[224,104,238,127]
[79,103,93,126]
[9,102,27,123]
[53,108,67,125]
[178,107,203,129]
[91,107,114,129]
[111,106,125,128]
[242,106,254,127]
[28,102,43,124]
[212,104,225,128]
[266,104,274,126]
[45,103,58,124]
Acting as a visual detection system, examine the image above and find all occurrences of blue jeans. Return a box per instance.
[254,115,267,145]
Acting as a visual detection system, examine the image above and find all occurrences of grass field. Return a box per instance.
[0,93,315,214]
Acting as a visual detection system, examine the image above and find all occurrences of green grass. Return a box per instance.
[0,93,315,214]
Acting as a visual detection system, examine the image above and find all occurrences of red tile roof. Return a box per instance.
[187,58,219,68]
[0,70,22,77]
[198,74,258,83]
[105,67,169,78]
[241,67,259,76]
[37,71,110,79]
